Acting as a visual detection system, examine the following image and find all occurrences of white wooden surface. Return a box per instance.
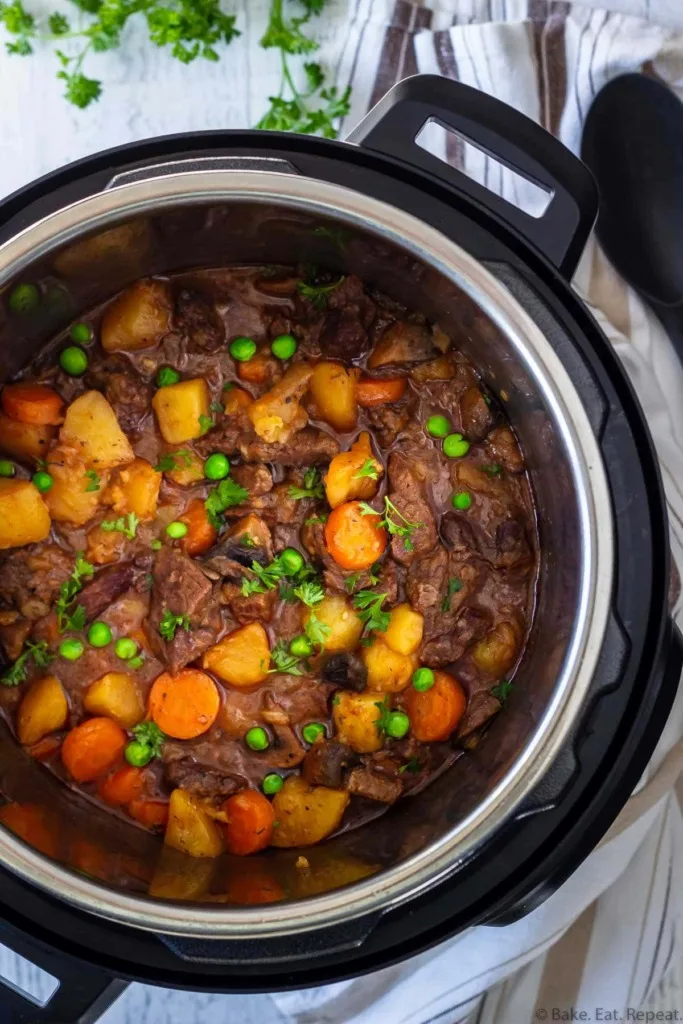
[1,0,683,1021]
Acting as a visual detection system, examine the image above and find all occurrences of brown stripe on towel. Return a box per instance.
[533,902,597,1018]
[370,0,433,108]
[528,0,570,135]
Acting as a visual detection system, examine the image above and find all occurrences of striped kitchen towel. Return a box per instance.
[273,2,683,1022]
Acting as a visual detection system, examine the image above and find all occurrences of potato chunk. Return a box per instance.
[384,604,424,656]
[248,363,312,443]
[472,621,520,676]
[106,457,160,520]
[149,847,216,900]
[0,411,55,464]
[45,455,103,526]
[152,379,210,444]
[324,432,382,509]
[0,480,51,549]
[333,691,383,753]
[310,362,359,432]
[17,676,68,746]
[60,391,135,470]
[101,278,172,353]
[84,673,144,729]
[306,595,363,652]
[202,622,270,688]
[164,449,204,487]
[164,789,224,858]
[362,638,417,693]
[270,776,349,848]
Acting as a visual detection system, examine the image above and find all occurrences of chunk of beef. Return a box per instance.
[422,606,491,667]
[366,399,413,448]
[162,737,251,803]
[220,582,277,625]
[406,547,485,665]
[194,417,247,460]
[149,547,221,673]
[0,616,31,661]
[174,288,224,351]
[0,545,73,620]
[345,766,403,804]
[460,385,494,442]
[457,689,501,740]
[238,428,339,467]
[230,464,273,497]
[386,451,438,566]
[318,276,376,361]
[78,563,137,622]
[205,515,273,576]
[368,320,436,369]
[485,426,525,474]
[303,740,357,788]
[447,463,533,570]
[321,652,368,692]
[86,357,151,437]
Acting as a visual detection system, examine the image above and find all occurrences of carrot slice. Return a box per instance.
[1,384,65,425]
[225,860,285,903]
[180,497,218,557]
[0,802,59,858]
[61,718,127,783]
[97,764,144,806]
[223,790,276,856]
[404,671,467,742]
[237,353,277,386]
[356,377,407,408]
[324,500,387,570]
[149,669,220,740]
[69,838,111,880]
[129,798,170,829]
[223,387,252,415]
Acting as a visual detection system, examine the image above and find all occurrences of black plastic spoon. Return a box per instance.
[581,72,683,362]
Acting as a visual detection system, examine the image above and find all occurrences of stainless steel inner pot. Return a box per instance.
[0,164,613,938]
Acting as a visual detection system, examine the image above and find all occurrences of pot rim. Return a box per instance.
[0,168,614,938]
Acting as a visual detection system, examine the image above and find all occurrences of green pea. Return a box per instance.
[443,433,471,459]
[8,284,39,313]
[59,345,88,377]
[452,491,472,510]
[385,711,410,739]
[115,637,138,661]
[425,415,450,438]
[290,635,313,658]
[59,638,84,661]
[280,547,304,576]
[229,337,257,362]
[125,741,153,768]
[302,722,326,745]
[32,471,54,493]
[166,521,188,539]
[88,621,112,648]
[70,322,93,345]
[412,667,435,692]
[0,460,15,478]
[245,726,269,751]
[156,366,180,388]
[204,453,230,481]
[271,334,297,360]
[262,773,284,795]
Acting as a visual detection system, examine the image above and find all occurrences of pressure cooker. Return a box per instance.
[0,76,679,1023]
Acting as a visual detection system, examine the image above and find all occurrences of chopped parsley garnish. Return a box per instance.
[374,696,392,735]
[154,450,192,473]
[1,641,53,687]
[100,512,140,540]
[483,463,503,476]
[84,469,100,492]
[204,477,249,529]
[288,467,325,500]
[240,535,257,548]
[359,497,423,552]
[209,401,224,414]
[491,679,513,703]
[352,590,390,634]
[269,640,304,676]
[304,611,331,648]
[297,276,345,311]
[441,577,463,613]
[126,654,145,670]
[240,552,320,605]
[353,458,379,481]
[198,413,215,435]
[293,580,324,608]
[159,610,191,642]
[304,514,328,527]
[130,721,166,758]
[399,756,421,775]
[55,553,95,633]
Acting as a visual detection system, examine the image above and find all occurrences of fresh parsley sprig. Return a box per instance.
[353,458,379,481]
[293,580,324,607]
[84,469,100,493]
[288,467,324,501]
[154,450,192,473]
[55,553,95,633]
[101,512,140,540]
[491,679,513,704]
[269,640,304,676]
[359,497,423,552]
[441,577,463,613]
[304,610,331,648]
[205,477,249,530]
[297,275,345,310]
[1,640,53,687]
[159,609,190,642]
[352,590,390,634]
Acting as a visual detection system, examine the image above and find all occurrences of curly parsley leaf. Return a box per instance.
[100,512,140,540]
[55,553,95,633]
[441,577,463,613]
[205,477,249,529]
[359,497,423,552]
[353,458,379,481]
[297,275,345,311]
[269,640,304,676]
[399,756,421,775]
[131,720,166,758]
[84,469,100,493]
[352,590,390,634]
[154,450,192,473]
[1,641,53,687]
[288,467,324,501]
[159,609,191,642]
[304,610,331,648]
[293,580,324,608]
[374,696,393,736]
[491,679,513,704]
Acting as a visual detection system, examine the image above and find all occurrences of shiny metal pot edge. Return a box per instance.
[0,169,614,938]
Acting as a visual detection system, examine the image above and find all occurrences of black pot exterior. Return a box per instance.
[0,78,678,1020]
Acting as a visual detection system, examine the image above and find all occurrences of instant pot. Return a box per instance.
[0,76,680,1023]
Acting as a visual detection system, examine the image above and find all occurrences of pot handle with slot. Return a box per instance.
[0,920,125,1024]
[347,75,598,279]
